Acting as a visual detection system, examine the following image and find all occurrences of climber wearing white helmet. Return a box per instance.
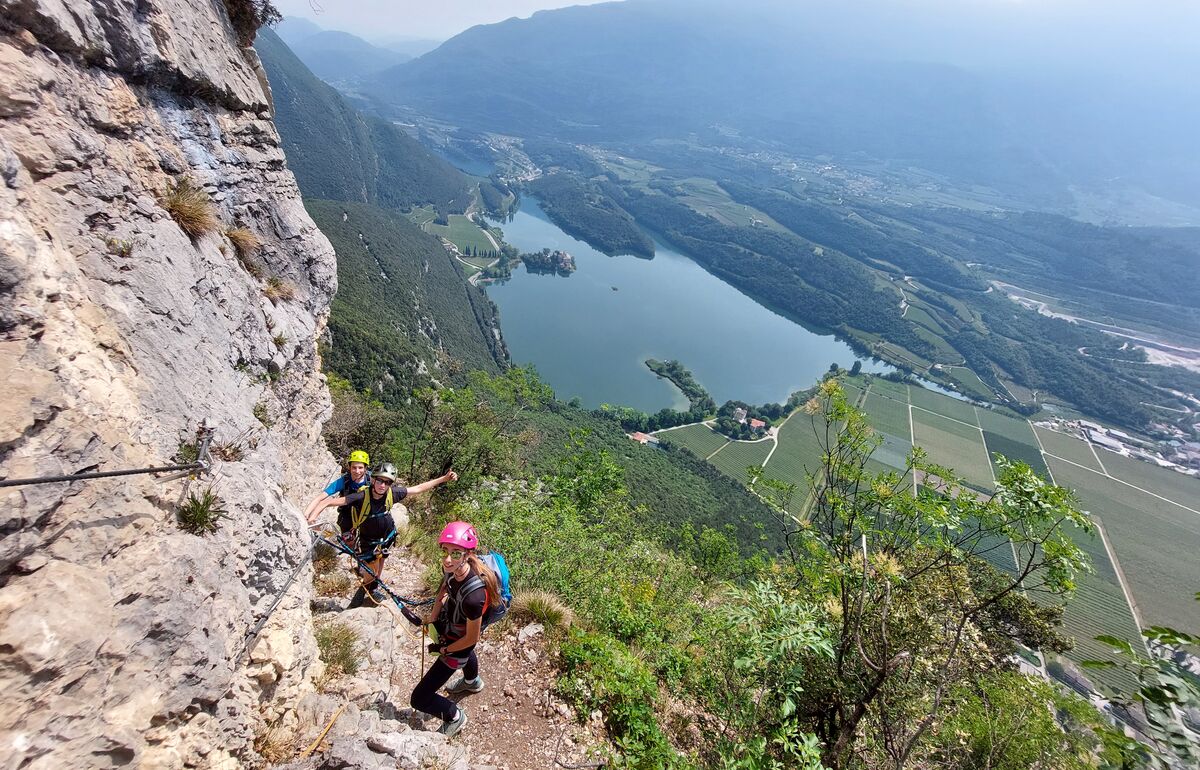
[314,462,457,608]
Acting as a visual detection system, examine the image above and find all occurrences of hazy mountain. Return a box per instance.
[374,36,442,59]
[290,30,411,82]
[272,15,322,46]
[255,28,471,213]
[368,0,1200,210]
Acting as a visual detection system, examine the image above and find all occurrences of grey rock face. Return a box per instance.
[0,2,343,767]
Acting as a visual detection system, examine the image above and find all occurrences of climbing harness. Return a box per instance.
[348,485,392,534]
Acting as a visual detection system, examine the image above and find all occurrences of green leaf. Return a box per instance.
[1095,634,1135,656]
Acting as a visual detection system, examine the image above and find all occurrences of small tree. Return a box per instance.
[731,381,1090,769]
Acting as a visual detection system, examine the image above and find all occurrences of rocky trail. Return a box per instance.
[274,532,608,769]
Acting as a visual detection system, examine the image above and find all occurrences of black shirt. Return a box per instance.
[342,483,408,542]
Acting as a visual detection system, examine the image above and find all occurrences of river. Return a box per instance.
[485,199,892,412]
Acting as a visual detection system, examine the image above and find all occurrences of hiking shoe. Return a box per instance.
[446,675,484,695]
[437,706,467,738]
[367,587,387,606]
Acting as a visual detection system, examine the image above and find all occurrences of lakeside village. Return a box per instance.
[1038,417,1200,477]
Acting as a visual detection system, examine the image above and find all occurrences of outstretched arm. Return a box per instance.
[404,470,458,497]
[304,493,335,524]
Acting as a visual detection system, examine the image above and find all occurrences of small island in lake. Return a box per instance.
[521,247,576,276]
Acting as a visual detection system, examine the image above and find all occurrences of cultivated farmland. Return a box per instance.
[708,438,774,486]
[910,384,979,425]
[1046,455,1200,634]
[428,214,497,255]
[911,409,994,491]
[655,423,728,459]
[1034,427,1104,472]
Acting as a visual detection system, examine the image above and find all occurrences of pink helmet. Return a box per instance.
[438,521,478,551]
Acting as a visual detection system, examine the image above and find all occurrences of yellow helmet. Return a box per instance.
[348,450,370,465]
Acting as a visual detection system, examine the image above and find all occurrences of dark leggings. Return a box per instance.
[409,652,479,722]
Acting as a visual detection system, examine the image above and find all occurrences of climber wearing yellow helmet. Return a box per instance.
[303,450,372,547]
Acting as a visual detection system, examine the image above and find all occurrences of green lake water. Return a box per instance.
[485,199,892,412]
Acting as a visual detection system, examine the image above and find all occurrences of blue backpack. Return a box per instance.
[480,551,512,628]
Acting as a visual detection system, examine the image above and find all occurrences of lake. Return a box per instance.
[485,199,892,412]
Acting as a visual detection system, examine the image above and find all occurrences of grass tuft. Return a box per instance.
[226,227,265,278]
[161,178,219,238]
[226,227,261,258]
[315,619,361,678]
[211,441,244,462]
[252,724,294,763]
[264,276,296,303]
[177,488,228,535]
[272,333,287,350]
[511,589,575,630]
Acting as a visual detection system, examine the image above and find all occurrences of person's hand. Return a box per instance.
[444,470,458,483]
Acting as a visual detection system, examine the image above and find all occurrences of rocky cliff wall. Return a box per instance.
[0,1,340,766]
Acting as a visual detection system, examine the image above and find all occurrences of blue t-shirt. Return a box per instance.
[325,473,371,497]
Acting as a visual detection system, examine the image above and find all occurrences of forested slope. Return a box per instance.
[256,29,471,213]
[307,200,506,407]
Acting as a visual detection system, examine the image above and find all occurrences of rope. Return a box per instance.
[311,531,434,608]
[237,548,313,663]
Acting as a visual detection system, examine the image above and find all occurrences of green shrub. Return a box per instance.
[161,178,218,238]
[177,488,228,535]
[222,0,280,47]
[314,619,360,677]
[253,401,272,427]
[557,628,684,768]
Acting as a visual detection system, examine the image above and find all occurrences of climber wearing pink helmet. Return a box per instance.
[409,521,502,738]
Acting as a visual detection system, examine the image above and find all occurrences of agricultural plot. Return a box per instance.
[975,407,1035,444]
[1046,455,1200,634]
[1054,569,1143,693]
[760,411,829,516]
[428,215,496,255]
[655,423,728,459]
[862,392,911,439]
[708,438,774,487]
[904,304,948,335]
[868,377,910,401]
[1100,451,1200,509]
[911,410,994,491]
[909,385,979,426]
[1034,427,1103,472]
[981,430,1049,479]
[406,206,438,227]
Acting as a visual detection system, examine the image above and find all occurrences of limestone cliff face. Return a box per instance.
[0,1,339,766]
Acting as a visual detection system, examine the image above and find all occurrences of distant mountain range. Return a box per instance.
[363,0,1200,213]
[271,16,439,82]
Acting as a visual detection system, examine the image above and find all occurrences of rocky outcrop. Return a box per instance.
[0,1,341,766]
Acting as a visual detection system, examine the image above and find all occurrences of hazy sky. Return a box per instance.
[273,0,611,41]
